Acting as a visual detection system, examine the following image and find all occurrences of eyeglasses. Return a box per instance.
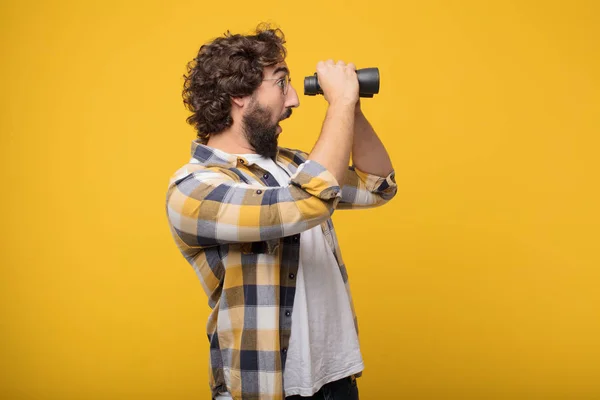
[263,75,291,95]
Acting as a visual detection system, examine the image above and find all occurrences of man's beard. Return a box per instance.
[242,100,292,158]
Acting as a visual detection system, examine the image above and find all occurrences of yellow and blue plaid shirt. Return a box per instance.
[166,140,397,399]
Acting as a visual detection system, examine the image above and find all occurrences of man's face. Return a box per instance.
[242,62,299,158]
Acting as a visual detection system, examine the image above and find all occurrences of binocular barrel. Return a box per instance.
[304,67,380,98]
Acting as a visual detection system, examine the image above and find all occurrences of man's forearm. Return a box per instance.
[309,103,356,185]
[351,109,394,177]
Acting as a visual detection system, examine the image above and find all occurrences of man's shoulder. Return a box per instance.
[167,159,237,188]
[277,146,309,165]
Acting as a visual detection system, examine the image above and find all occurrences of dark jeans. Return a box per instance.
[286,376,359,400]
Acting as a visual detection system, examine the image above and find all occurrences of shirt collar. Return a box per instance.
[190,139,282,168]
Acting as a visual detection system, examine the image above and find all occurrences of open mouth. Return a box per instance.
[277,110,290,135]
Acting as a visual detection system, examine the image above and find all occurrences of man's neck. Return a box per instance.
[206,127,256,155]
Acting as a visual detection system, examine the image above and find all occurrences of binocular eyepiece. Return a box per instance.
[304,67,380,98]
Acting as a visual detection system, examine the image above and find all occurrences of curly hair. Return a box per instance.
[182,23,287,144]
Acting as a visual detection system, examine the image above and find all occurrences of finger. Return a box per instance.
[316,61,326,73]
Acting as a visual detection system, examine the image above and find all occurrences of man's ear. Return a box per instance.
[231,96,246,108]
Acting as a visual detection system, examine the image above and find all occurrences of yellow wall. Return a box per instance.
[1,0,599,398]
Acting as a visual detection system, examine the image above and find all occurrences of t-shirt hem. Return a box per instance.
[283,362,364,397]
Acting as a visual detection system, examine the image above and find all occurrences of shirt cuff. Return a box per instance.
[352,165,397,194]
[290,160,342,200]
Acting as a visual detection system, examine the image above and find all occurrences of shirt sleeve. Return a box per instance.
[335,164,398,210]
[166,159,342,250]
[291,149,398,210]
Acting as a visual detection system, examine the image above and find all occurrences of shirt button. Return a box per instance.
[263,173,269,179]
[289,273,295,279]
[285,311,291,317]
[282,348,287,354]
[256,189,262,194]
[293,235,299,242]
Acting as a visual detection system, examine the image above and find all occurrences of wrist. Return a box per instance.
[328,101,357,113]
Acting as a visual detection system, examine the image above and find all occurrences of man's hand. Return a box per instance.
[315,59,359,109]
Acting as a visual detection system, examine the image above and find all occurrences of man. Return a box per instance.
[166,24,397,400]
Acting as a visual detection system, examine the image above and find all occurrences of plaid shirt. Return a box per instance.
[166,140,397,399]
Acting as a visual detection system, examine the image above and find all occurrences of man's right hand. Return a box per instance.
[316,59,359,108]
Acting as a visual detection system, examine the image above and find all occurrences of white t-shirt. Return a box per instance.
[215,151,363,399]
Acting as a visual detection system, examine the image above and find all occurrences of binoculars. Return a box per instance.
[304,67,380,98]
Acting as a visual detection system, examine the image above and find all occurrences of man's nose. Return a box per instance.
[285,84,300,109]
